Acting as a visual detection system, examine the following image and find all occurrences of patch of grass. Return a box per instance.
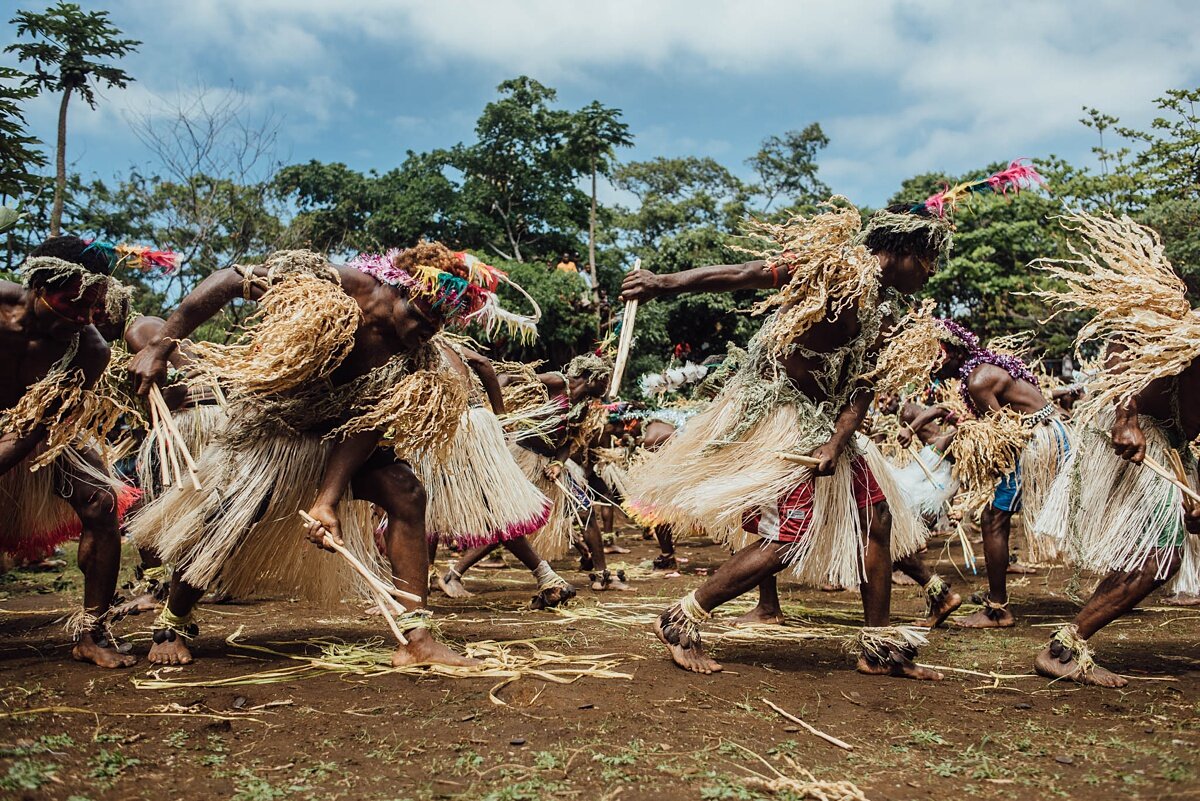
[88,748,141,784]
[697,771,758,800]
[0,732,76,757]
[592,738,646,781]
[230,770,289,801]
[0,759,58,791]
[454,749,485,771]
[531,750,560,771]
[909,729,949,747]
[164,730,189,749]
[478,778,568,801]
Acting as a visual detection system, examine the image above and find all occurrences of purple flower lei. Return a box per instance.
[936,319,1038,417]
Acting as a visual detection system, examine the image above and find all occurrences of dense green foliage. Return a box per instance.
[2,4,1198,382]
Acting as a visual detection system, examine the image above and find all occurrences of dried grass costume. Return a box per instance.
[1034,212,1200,593]
[1,260,141,561]
[625,202,936,590]
[413,337,551,549]
[129,250,468,609]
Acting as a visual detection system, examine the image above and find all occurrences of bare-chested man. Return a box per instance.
[0,235,138,668]
[129,246,485,668]
[901,320,1071,628]
[1034,358,1200,686]
[621,202,948,680]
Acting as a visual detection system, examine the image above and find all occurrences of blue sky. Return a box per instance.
[3,0,1200,207]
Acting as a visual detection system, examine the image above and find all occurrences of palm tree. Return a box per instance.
[571,102,633,294]
[7,2,139,236]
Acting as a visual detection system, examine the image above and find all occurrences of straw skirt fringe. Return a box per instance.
[1034,411,1199,591]
[0,451,137,560]
[128,431,386,607]
[1019,418,1075,562]
[625,389,927,588]
[417,406,551,548]
[136,403,226,501]
[511,445,582,560]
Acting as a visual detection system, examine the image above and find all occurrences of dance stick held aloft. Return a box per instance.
[607,258,641,400]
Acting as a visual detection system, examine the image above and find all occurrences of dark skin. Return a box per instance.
[640,420,680,565]
[128,264,476,668]
[0,279,137,668]
[446,369,609,592]
[900,350,1051,628]
[1035,360,1200,687]
[622,253,943,680]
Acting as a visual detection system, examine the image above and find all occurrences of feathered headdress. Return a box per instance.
[82,240,181,273]
[916,158,1045,219]
[349,242,541,344]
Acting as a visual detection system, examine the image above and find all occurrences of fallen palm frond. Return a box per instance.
[1034,210,1200,423]
[131,627,641,705]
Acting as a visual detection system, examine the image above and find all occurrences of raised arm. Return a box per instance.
[128,266,269,395]
[619,259,790,303]
[898,405,953,448]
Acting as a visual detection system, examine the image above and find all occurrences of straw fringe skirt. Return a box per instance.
[1035,412,1199,592]
[891,444,957,518]
[128,431,386,607]
[1018,418,1075,562]
[136,403,226,501]
[625,389,927,588]
[417,406,551,548]
[511,445,584,560]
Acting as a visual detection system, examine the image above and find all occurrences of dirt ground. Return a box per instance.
[1,523,1198,801]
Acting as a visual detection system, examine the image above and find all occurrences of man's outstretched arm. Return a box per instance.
[129,266,269,395]
[620,259,790,302]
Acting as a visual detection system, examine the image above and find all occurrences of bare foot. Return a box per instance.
[892,570,918,586]
[819,583,845,593]
[147,635,193,666]
[603,544,631,555]
[1007,562,1038,575]
[1034,645,1127,688]
[71,632,137,669]
[732,607,785,627]
[919,589,963,629]
[110,592,161,620]
[391,629,480,668]
[590,570,633,591]
[856,653,944,681]
[954,605,1014,629]
[1163,593,1200,607]
[654,612,722,674]
[437,571,474,599]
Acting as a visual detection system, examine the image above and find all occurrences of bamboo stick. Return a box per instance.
[148,393,172,488]
[761,698,854,751]
[908,441,944,489]
[607,258,641,400]
[149,384,202,490]
[1141,455,1200,505]
[297,511,422,605]
[778,452,822,468]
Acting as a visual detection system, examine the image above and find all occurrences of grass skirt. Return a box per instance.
[0,451,138,560]
[592,447,633,502]
[417,406,551,548]
[1034,411,1200,592]
[890,445,957,518]
[625,386,926,588]
[128,429,386,607]
[512,445,585,560]
[135,403,226,501]
[1019,418,1075,562]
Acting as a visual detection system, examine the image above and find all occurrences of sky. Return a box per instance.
[3,0,1200,207]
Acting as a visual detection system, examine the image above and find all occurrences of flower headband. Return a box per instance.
[349,245,541,344]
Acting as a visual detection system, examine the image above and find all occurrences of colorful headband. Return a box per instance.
[934,318,979,351]
[936,317,1039,415]
[349,247,541,344]
[915,159,1044,219]
[19,256,133,321]
[82,240,180,273]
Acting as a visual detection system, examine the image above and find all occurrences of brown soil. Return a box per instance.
[1,526,1197,801]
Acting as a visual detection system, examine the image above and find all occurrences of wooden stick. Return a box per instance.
[761,698,854,751]
[148,394,172,488]
[777,452,822,467]
[149,385,202,491]
[1141,456,1200,505]
[607,258,641,400]
[298,511,409,646]
[297,511,422,605]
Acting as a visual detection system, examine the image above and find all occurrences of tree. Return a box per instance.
[569,101,632,291]
[746,123,830,212]
[450,77,587,263]
[7,2,139,235]
[0,66,46,200]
